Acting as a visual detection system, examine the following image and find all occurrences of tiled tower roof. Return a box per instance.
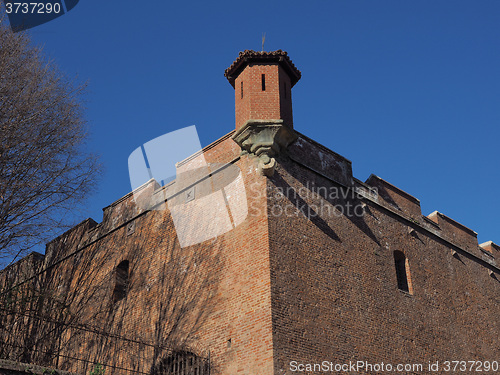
[224,50,302,88]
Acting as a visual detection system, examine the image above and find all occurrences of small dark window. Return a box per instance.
[241,81,243,99]
[261,74,266,91]
[394,251,411,293]
[284,82,287,98]
[113,260,129,303]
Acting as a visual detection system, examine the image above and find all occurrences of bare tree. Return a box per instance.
[0,210,221,375]
[0,17,100,262]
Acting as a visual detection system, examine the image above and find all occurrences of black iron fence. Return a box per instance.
[0,309,210,375]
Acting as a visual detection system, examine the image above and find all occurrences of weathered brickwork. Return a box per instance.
[0,131,276,375]
[226,50,299,131]
[267,139,500,374]
[0,50,498,375]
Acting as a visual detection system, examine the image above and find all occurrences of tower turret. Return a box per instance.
[225,50,301,131]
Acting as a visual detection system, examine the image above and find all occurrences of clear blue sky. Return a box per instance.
[17,0,500,247]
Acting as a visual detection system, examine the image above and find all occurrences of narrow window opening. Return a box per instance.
[284,82,287,98]
[241,81,243,99]
[261,74,266,91]
[393,251,411,293]
[113,260,129,303]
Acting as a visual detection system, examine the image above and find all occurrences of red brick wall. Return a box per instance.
[1,130,499,375]
[234,63,293,131]
[193,137,275,374]
[278,66,293,128]
[267,139,500,374]
[0,133,277,375]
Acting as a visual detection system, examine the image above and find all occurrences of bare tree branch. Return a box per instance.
[0,17,101,262]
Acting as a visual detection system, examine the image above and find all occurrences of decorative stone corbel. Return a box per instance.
[232,119,298,177]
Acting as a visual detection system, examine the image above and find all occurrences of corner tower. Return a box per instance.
[225,50,301,131]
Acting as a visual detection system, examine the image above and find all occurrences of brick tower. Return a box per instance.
[224,50,301,130]
[225,50,301,176]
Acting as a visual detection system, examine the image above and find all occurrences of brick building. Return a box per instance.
[0,50,499,375]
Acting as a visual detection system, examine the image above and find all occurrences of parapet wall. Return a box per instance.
[426,211,479,254]
[269,134,500,373]
[284,134,497,271]
[365,174,422,218]
[288,133,353,187]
